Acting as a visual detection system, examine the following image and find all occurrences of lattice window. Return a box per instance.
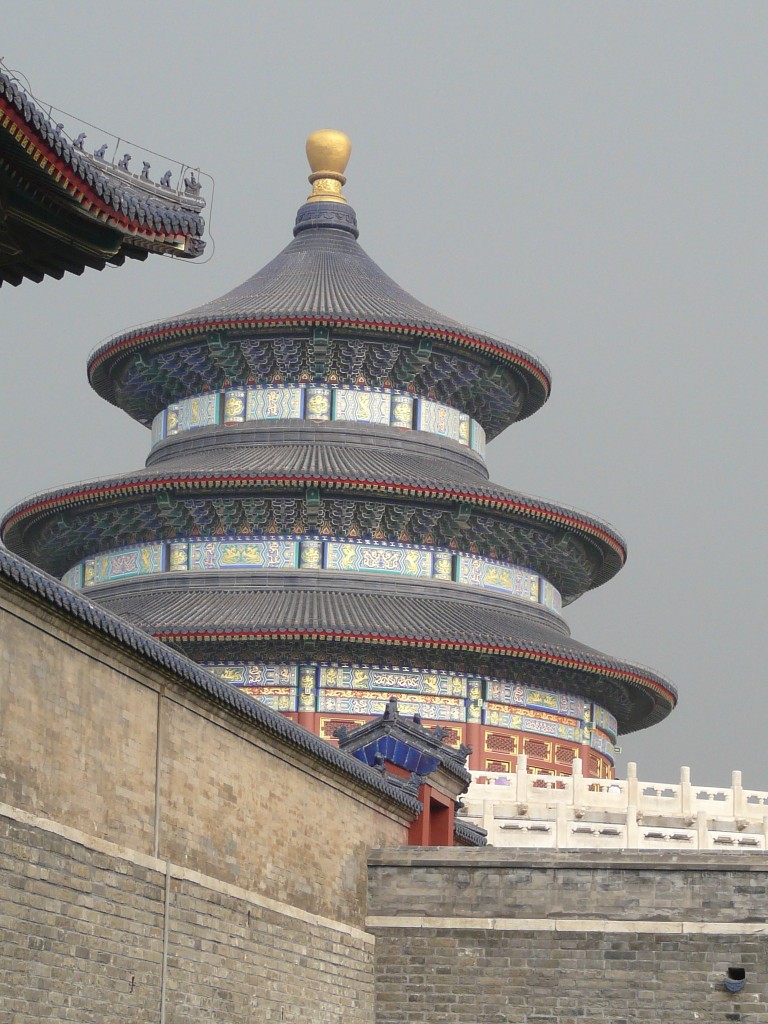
[438,727,462,748]
[485,732,516,754]
[485,760,511,773]
[555,745,576,765]
[523,739,550,760]
[320,717,367,741]
[588,753,601,775]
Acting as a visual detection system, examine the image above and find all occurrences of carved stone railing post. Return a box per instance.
[626,762,640,847]
[732,770,745,818]
[555,800,569,850]
[571,756,586,807]
[516,754,529,807]
[680,765,693,817]
[696,809,709,849]
[482,796,496,838]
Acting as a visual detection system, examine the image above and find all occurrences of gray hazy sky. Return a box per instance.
[2,2,766,787]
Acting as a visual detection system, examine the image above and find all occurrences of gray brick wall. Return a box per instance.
[1,814,374,1024]
[168,883,373,1022]
[368,849,768,1024]
[0,816,164,1022]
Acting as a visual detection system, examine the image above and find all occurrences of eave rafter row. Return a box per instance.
[4,473,626,564]
[154,625,676,710]
[88,315,552,397]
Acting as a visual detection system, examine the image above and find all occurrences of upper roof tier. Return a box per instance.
[88,131,551,435]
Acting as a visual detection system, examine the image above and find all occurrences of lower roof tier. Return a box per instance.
[80,570,676,735]
[202,660,619,777]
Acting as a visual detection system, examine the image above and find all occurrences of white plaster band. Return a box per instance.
[0,801,374,945]
[364,915,768,935]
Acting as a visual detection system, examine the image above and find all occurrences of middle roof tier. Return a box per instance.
[2,421,626,605]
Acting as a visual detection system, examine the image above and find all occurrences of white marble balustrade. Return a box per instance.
[460,756,768,850]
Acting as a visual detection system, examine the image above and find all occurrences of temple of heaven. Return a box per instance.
[1,130,676,777]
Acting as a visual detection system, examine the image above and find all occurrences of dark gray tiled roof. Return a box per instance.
[87,570,632,666]
[3,449,626,576]
[0,70,205,243]
[454,819,488,846]
[0,544,420,815]
[90,206,550,413]
[154,220,527,340]
[85,571,677,730]
[147,421,490,483]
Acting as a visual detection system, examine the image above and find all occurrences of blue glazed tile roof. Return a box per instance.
[338,697,473,786]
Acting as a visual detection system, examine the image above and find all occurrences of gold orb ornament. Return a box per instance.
[305,129,351,204]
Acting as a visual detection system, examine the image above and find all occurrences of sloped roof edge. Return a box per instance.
[0,544,421,816]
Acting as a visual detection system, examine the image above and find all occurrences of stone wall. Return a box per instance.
[0,567,412,1022]
[368,848,768,1023]
[1,808,375,1023]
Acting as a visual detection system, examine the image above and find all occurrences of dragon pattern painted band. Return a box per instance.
[61,535,563,614]
[204,661,617,756]
[151,384,487,457]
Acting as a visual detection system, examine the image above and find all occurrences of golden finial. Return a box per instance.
[305,129,351,204]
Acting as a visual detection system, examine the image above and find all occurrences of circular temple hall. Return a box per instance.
[1,130,676,776]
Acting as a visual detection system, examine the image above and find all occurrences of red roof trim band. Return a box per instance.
[87,316,552,394]
[152,625,676,708]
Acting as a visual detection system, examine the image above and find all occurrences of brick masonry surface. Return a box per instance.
[0,814,374,1023]
[367,849,768,1023]
[0,584,408,925]
[0,574,410,1021]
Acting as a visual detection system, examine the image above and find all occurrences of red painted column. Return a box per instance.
[297,665,317,731]
[466,680,484,771]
